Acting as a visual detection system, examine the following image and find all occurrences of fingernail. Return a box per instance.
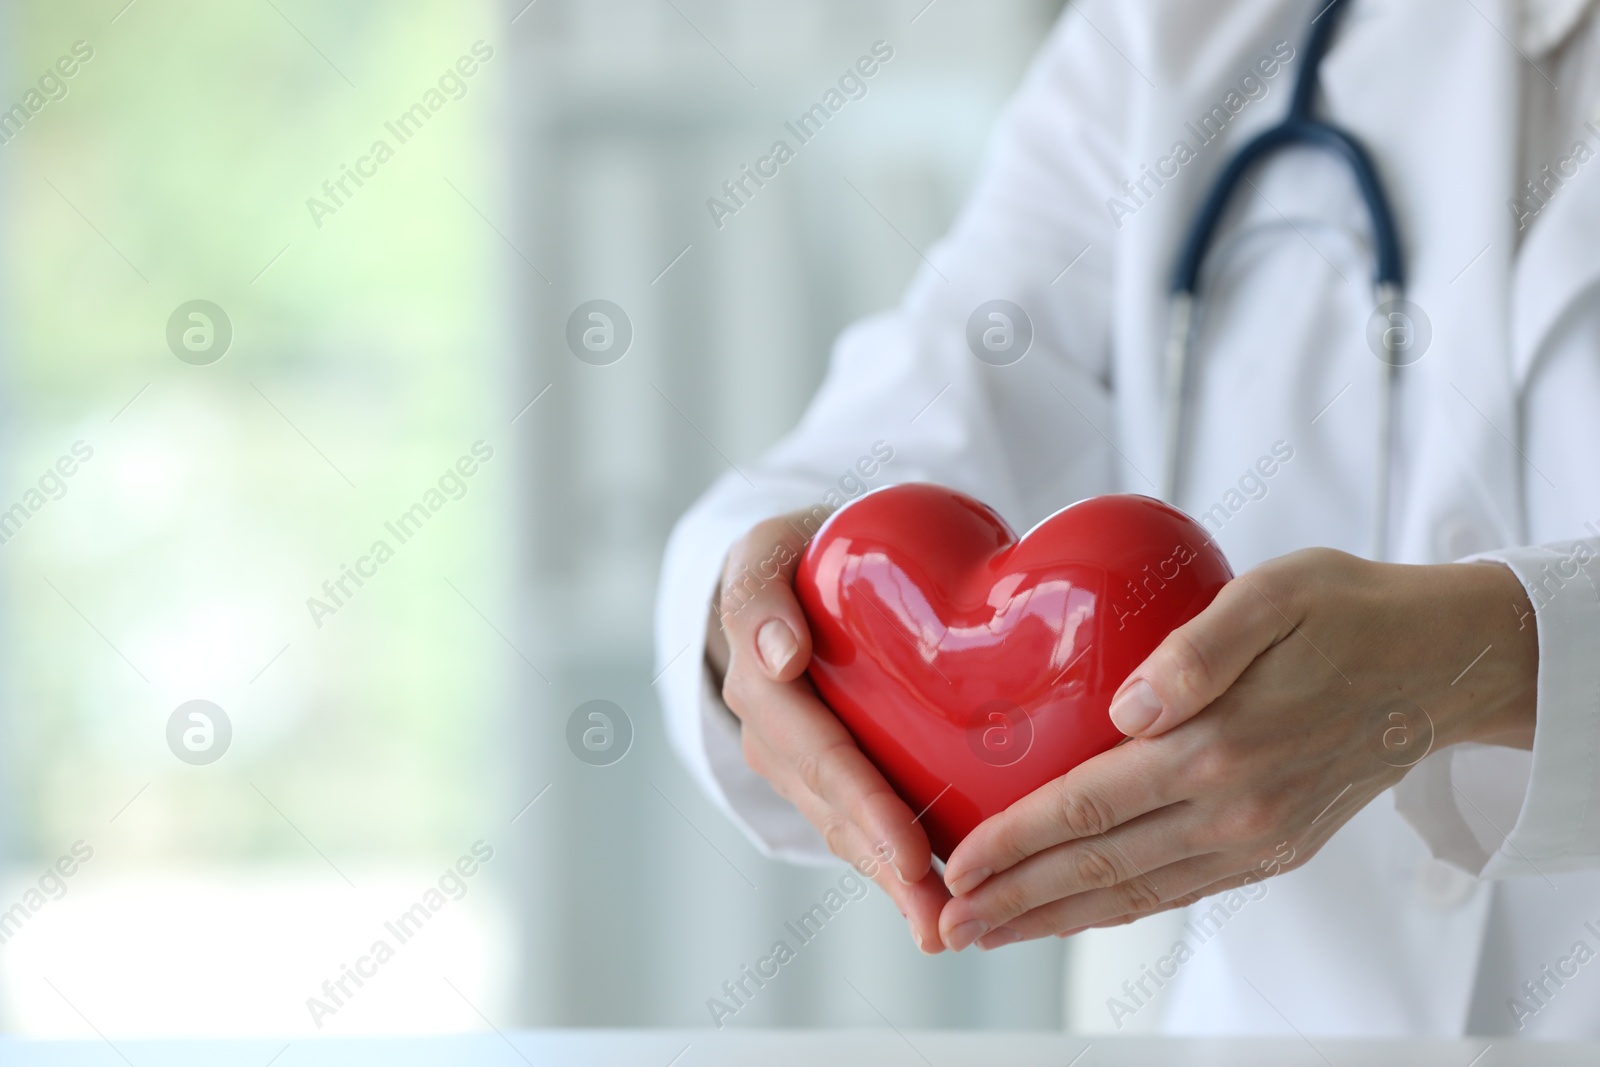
[946,867,991,896]
[945,918,989,952]
[756,619,798,675]
[1055,926,1088,939]
[978,925,1021,950]
[894,860,915,885]
[1109,678,1162,735]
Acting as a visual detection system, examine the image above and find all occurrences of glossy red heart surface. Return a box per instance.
[795,484,1233,861]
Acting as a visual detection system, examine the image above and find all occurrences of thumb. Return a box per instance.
[1107,572,1295,737]
[719,512,823,683]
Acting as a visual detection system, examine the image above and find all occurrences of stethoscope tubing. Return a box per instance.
[1162,0,1406,560]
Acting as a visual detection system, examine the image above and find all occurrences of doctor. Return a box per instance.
[656,0,1600,1037]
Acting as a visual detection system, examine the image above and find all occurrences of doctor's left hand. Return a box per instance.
[936,547,1539,952]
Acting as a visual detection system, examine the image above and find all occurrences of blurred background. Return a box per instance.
[0,0,1069,1038]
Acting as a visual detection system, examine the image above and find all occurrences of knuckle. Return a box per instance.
[984,879,1034,922]
[796,740,850,797]
[1273,842,1313,876]
[1053,783,1116,840]
[1289,545,1348,575]
[1229,568,1289,631]
[819,815,852,859]
[1166,889,1206,911]
[982,827,1033,873]
[1068,843,1122,891]
[1243,560,1290,602]
[1114,875,1165,916]
[796,750,823,795]
[1254,547,1345,610]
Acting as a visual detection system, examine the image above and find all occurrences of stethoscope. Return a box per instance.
[1163,0,1406,561]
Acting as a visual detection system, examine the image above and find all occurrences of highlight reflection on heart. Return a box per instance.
[795,484,1233,860]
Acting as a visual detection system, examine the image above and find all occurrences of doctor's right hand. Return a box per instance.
[707,510,951,954]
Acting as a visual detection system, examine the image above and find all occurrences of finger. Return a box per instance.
[972,854,1231,949]
[738,729,803,809]
[743,728,917,878]
[719,511,828,682]
[1107,567,1296,738]
[736,673,934,886]
[1059,868,1278,938]
[944,739,1180,896]
[940,806,1209,944]
[896,870,955,956]
[786,776,950,954]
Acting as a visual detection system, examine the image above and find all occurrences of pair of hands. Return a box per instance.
[706,509,1538,954]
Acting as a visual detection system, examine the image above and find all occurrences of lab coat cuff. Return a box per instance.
[653,478,834,866]
[1396,545,1600,878]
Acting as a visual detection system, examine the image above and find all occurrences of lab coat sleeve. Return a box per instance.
[1393,540,1600,878]
[653,2,1143,862]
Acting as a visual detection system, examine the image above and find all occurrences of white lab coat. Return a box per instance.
[655,0,1600,1038]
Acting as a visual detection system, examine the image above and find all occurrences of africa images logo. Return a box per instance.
[305,41,494,230]
[1105,40,1295,229]
[704,41,895,230]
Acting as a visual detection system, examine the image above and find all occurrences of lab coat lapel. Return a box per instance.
[1318,0,1519,1033]
[1511,94,1600,386]
[1326,0,1528,553]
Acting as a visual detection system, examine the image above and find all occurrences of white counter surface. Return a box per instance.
[0,1029,1590,1065]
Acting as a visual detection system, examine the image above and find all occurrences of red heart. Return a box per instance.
[795,484,1233,861]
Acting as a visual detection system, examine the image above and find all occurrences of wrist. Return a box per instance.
[1432,561,1538,750]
